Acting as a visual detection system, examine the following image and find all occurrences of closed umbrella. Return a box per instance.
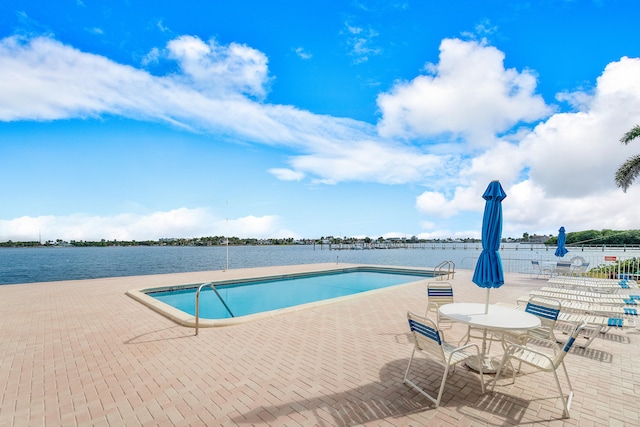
[555,226,568,257]
[472,180,507,314]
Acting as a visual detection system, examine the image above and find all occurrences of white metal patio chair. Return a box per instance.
[530,260,552,279]
[491,321,588,419]
[502,296,561,348]
[425,282,488,344]
[555,262,572,276]
[426,282,454,326]
[568,256,587,276]
[404,312,485,407]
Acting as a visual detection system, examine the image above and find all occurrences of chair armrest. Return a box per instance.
[444,342,482,365]
[527,336,562,355]
[452,342,481,355]
[504,342,556,364]
[449,343,480,357]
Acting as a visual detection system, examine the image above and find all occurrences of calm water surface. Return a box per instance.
[0,245,470,285]
[1,244,637,285]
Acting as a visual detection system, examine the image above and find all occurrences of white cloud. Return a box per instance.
[86,27,103,35]
[225,215,297,239]
[288,140,444,184]
[0,35,492,190]
[141,47,160,66]
[343,23,381,63]
[268,168,305,181]
[415,191,449,217]
[408,51,640,237]
[156,20,170,33]
[519,56,640,198]
[376,38,552,144]
[0,35,437,186]
[415,185,483,218]
[294,47,312,60]
[1,34,640,240]
[0,209,294,242]
[166,35,270,99]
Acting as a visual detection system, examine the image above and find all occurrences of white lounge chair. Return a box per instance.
[529,289,640,307]
[404,312,485,407]
[540,286,640,299]
[510,298,636,348]
[517,295,638,317]
[492,321,588,418]
[548,276,637,293]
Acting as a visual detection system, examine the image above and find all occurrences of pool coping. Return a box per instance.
[126,263,441,327]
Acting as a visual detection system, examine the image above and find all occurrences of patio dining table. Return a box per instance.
[439,302,541,373]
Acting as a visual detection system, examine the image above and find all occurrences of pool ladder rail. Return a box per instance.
[195,282,234,336]
[435,260,455,280]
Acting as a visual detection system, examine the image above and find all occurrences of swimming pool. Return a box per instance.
[127,265,437,327]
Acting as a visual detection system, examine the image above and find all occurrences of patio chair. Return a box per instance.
[426,282,454,326]
[404,312,485,407]
[555,262,572,276]
[502,296,561,347]
[531,260,553,279]
[491,321,588,419]
[425,282,488,342]
[575,263,589,275]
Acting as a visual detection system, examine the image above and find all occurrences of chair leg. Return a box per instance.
[403,346,417,383]
[552,368,572,418]
[458,327,471,346]
[403,346,439,406]
[476,354,486,394]
[491,352,509,392]
[560,361,574,396]
[435,364,451,407]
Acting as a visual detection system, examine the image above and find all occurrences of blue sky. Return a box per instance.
[1,0,640,242]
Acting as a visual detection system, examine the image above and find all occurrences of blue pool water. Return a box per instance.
[147,269,432,319]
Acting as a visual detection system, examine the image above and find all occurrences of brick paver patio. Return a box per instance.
[1,263,638,426]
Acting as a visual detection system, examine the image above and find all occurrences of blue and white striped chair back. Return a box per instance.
[408,318,442,345]
[525,297,561,340]
[526,300,560,321]
[407,313,445,360]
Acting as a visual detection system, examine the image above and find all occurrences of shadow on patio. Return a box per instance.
[230,357,534,426]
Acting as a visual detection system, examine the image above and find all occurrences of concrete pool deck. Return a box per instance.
[1,263,638,426]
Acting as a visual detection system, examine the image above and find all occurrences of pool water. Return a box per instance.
[147,269,431,320]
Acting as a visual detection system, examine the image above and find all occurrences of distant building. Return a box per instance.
[528,234,550,244]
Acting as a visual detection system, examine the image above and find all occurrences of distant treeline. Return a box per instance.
[0,236,302,248]
[545,229,640,246]
[3,229,640,248]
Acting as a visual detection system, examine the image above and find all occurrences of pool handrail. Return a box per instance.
[435,260,455,280]
[195,282,235,336]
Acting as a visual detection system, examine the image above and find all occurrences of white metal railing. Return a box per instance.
[434,260,455,280]
[490,252,640,280]
[195,282,234,335]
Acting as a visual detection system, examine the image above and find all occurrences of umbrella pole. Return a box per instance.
[485,289,490,314]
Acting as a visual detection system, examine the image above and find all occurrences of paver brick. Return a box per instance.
[1,264,639,425]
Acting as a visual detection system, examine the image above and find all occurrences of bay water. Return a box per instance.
[1,243,637,285]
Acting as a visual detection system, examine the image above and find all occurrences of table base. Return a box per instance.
[466,356,502,374]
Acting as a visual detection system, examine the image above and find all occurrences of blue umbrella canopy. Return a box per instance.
[555,226,569,257]
[472,181,507,312]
